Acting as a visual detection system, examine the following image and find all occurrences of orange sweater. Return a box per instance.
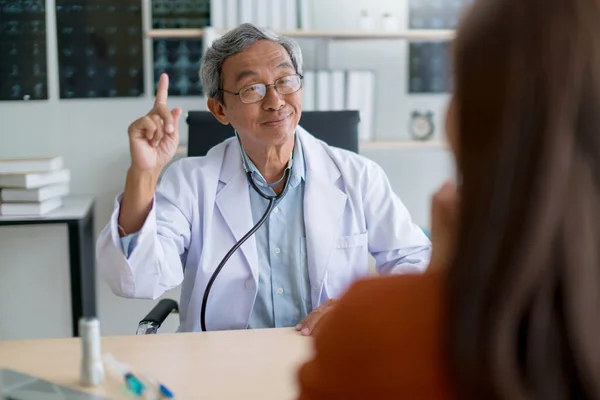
[297,271,453,399]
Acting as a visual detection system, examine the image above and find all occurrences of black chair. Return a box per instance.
[136,110,360,334]
[186,110,360,156]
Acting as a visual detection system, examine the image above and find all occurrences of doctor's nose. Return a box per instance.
[262,85,286,111]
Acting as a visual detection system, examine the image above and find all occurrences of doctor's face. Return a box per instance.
[210,40,302,148]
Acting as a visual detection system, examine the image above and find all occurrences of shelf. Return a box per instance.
[146,28,455,42]
[175,139,447,156]
[359,140,447,150]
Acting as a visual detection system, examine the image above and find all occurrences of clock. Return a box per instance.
[409,111,435,141]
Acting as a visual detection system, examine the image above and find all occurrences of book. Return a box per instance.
[0,169,70,189]
[0,156,63,174]
[0,183,69,202]
[316,71,331,111]
[0,196,62,216]
[269,0,283,30]
[283,0,298,30]
[302,71,316,111]
[211,0,225,29]
[202,27,223,53]
[255,0,269,27]
[225,0,238,29]
[347,70,375,141]
[238,0,255,24]
[298,0,311,29]
[330,71,346,111]
[346,70,363,121]
[359,70,375,141]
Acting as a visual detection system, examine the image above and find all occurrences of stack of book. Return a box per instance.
[302,70,376,142]
[0,157,70,216]
[210,0,310,31]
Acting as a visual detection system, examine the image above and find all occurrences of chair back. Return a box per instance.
[186,110,360,156]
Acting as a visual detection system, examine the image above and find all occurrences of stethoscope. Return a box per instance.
[200,132,294,331]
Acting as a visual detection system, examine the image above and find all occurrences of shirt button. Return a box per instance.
[277,288,284,294]
[273,207,279,213]
[274,247,281,254]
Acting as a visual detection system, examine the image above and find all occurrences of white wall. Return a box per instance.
[0,0,453,340]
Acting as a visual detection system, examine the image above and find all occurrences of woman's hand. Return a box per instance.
[429,180,460,269]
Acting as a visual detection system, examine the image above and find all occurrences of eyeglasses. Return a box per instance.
[219,74,303,104]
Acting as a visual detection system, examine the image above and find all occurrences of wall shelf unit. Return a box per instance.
[146,28,455,41]
[148,24,456,144]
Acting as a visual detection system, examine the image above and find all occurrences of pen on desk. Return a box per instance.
[103,353,146,397]
[141,372,175,399]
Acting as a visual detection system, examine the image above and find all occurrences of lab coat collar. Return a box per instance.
[238,131,306,189]
[216,127,348,305]
[297,126,347,304]
[215,139,260,282]
[296,126,341,183]
[217,127,339,188]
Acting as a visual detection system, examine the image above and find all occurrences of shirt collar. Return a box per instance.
[238,132,306,188]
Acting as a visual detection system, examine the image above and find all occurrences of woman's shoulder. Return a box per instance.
[297,270,451,399]
[335,270,445,323]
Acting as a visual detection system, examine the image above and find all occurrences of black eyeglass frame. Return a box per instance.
[218,73,304,104]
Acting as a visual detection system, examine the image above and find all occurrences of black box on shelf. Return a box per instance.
[0,0,48,101]
[55,0,144,99]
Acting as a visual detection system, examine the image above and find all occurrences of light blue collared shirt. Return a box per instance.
[120,133,312,329]
[242,133,311,329]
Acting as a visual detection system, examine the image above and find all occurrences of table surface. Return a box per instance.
[0,195,94,222]
[0,328,313,399]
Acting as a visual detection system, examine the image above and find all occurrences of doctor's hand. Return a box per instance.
[429,180,460,270]
[296,299,338,336]
[127,73,183,174]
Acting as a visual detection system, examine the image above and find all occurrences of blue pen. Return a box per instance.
[142,372,175,399]
[103,354,146,397]
[123,372,146,396]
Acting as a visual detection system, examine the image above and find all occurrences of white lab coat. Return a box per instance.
[96,127,431,332]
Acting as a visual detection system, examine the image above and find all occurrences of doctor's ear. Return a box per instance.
[208,97,230,126]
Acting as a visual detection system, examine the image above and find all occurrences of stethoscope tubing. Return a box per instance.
[200,166,293,331]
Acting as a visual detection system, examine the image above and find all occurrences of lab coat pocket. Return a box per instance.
[327,232,369,297]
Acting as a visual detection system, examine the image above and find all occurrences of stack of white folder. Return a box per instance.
[0,156,70,216]
[211,0,310,30]
[302,70,376,142]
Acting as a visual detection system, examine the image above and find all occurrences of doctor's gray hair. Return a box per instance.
[199,23,304,104]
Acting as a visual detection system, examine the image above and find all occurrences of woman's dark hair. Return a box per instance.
[448,0,600,398]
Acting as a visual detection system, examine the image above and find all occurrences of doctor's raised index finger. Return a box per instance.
[154,73,169,107]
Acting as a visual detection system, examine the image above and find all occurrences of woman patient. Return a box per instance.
[297,0,600,398]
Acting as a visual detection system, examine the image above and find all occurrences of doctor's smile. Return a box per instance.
[262,112,292,127]
[97,23,430,336]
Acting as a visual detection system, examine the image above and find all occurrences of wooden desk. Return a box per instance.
[0,328,313,399]
[0,196,96,337]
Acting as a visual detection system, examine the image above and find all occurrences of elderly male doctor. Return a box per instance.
[96,23,431,335]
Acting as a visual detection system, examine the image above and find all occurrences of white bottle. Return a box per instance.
[381,13,400,32]
[79,317,105,387]
[359,10,375,31]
